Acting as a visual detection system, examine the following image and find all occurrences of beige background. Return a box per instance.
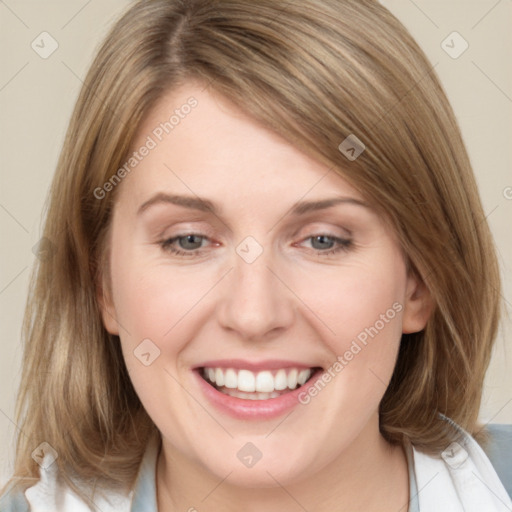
[1,0,511,485]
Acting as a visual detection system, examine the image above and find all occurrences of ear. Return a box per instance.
[402,269,433,334]
[97,276,120,336]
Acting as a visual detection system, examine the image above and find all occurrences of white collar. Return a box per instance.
[411,423,512,511]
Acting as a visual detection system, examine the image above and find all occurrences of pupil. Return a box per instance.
[313,235,333,249]
[181,235,202,250]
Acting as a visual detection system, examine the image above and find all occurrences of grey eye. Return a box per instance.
[309,235,336,250]
[177,234,205,250]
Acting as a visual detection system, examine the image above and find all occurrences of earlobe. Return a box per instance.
[97,281,120,336]
[402,271,433,334]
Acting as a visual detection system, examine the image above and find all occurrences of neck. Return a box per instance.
[156,418,409,512]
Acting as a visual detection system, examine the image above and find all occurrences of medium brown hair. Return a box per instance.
[3,0,501,499]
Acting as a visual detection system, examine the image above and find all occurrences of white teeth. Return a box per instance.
[222,389,282,400]
[287,369,298,390]
[298,369,312,386]
[215,368,224,387]
[202,366,315,396]
[237,369,256,392]
[274,369,288,390]
[224,368,237,389]
[255,371,274,392]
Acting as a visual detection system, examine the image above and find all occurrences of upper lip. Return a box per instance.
[193,359,322,372]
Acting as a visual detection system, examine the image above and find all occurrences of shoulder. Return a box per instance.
[0,435,160,512]
[411,421,512,511]
[0,460,132,512]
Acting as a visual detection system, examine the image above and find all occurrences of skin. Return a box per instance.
[100,81,432,512]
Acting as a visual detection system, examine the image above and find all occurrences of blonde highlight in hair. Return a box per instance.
[3,0,501,498]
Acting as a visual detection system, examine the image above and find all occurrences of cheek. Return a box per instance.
[297,255,406,351]
[107,244,196,386]
[109,232,197,339]
[297,252,406,400]
[109,255,198,428]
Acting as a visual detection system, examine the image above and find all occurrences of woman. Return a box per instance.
[1,0,510,510]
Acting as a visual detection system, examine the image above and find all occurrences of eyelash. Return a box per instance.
[159,233,353,258]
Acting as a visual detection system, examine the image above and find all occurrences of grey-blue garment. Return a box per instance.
[405,441,420,512]
[484,424,512,499]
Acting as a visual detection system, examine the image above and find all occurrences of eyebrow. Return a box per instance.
[137,193,369,217]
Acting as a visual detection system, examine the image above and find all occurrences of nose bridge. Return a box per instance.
[217,236,294,339]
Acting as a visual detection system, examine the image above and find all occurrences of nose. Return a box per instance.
[216,245,295,341]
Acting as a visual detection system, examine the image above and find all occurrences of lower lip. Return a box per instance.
[193,369,323,420]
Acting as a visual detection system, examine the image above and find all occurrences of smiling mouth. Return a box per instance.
[199,366,322,400]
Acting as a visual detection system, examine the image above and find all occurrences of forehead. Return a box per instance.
[120,82,363,211]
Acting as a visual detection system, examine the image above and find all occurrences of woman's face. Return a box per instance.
[100,82,429,486]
